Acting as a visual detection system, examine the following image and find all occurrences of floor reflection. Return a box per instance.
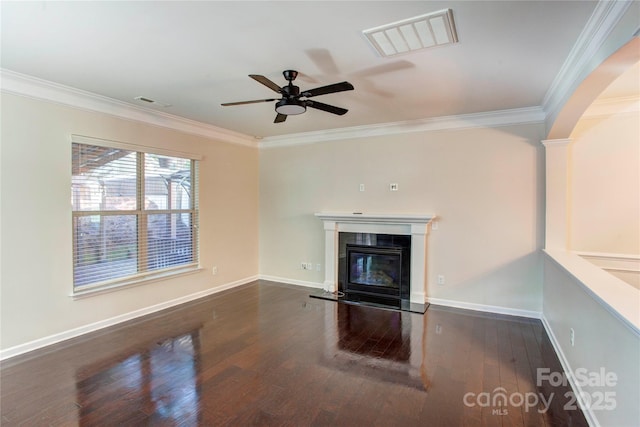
[337,304,410,361]
[75,330,201,425]
[326,303,429,391]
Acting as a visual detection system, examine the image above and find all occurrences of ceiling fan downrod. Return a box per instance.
[276,70,305,116]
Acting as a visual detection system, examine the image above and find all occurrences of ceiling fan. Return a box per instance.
[221,70,354,123]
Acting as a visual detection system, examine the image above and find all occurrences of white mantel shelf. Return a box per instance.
[314,212,436,224]
[315,212,436,305]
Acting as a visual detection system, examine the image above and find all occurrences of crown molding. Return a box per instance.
[542,0,634,127]
[0,68,545,149]
[0,69,259,148]
[259,106,545,148]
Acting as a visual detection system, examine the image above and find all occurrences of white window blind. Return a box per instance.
[71,136,199,292]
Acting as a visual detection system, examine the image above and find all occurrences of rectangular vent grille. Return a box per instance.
[363,9,458,57]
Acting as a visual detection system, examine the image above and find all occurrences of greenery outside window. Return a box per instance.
[71,135,199,293]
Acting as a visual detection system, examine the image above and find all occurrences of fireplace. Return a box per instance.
[340,233,411,309]
[315,212,435,313]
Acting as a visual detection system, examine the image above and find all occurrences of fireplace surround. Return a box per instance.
[315,212,435,313]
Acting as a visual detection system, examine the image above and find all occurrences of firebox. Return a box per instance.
[339,233,411,309]
[346,245,402,295]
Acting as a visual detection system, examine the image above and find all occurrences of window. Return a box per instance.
[71,135,199,293]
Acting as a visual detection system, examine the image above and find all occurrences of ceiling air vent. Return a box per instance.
[363,9,458,57]
[134,96,171,108]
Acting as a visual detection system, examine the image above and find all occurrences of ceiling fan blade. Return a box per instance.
[249,75,283,93]
[305,48,340,75]
[221,98,276,106]
[351,60,414,78]
[302,81,354,98]
[306,100,348,116]
[274,113,287,123]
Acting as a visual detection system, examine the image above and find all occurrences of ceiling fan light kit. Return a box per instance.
[221,69,354,123]
[275,99,306,115]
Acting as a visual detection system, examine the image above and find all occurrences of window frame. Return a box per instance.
[70,135,201,297]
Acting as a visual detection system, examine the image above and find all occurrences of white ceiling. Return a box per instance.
[1,1,600,139]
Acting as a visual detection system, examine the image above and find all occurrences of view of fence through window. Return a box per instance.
[72,141,198,289]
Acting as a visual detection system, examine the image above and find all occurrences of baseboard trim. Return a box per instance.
[426,297,542,319]
[540,314,599,427]
[0,275,259,361]
[259,275,324,290]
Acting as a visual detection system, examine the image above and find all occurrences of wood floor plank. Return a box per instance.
[1,281,588,426]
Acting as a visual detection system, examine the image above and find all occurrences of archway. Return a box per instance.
[543,37,640,250]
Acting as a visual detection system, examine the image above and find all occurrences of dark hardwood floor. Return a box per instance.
[1,280,586,426]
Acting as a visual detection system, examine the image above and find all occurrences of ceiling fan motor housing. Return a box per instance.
[276,73,306,115]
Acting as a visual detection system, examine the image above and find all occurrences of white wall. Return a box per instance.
[543,255,639,427]
[259,123,545,313]
[570,111,640,255]
[0,93,259,351]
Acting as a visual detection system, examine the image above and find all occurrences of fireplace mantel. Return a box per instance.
[315,212,436,305]
[315,212,435,225]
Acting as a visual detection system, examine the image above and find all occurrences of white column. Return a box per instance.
[542,139,572,250]
[323,220,337,292]
[410,223,429,304]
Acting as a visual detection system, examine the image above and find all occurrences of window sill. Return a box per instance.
[70,265,203,299]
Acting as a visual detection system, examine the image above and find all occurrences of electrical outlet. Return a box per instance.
[570,328,575,346]
[437,275,445,285]
[306,262,313,270]
[359,183,365,192]
[212,266,218,275]
[316,263,321,271]
[301,262,307,270]
[390,183,398,191]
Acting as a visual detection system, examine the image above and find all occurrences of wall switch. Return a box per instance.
[390,183,398,191]
[570,328,575,346]
[306,262,313,270]
[437,275,445,285]
[359,184,365,192]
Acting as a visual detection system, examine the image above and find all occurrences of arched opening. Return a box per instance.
[569,61,639,289]
[543,37,640,252]
[547,37,640,140]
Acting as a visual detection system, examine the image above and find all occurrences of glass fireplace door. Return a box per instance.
[346,245,403,299]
